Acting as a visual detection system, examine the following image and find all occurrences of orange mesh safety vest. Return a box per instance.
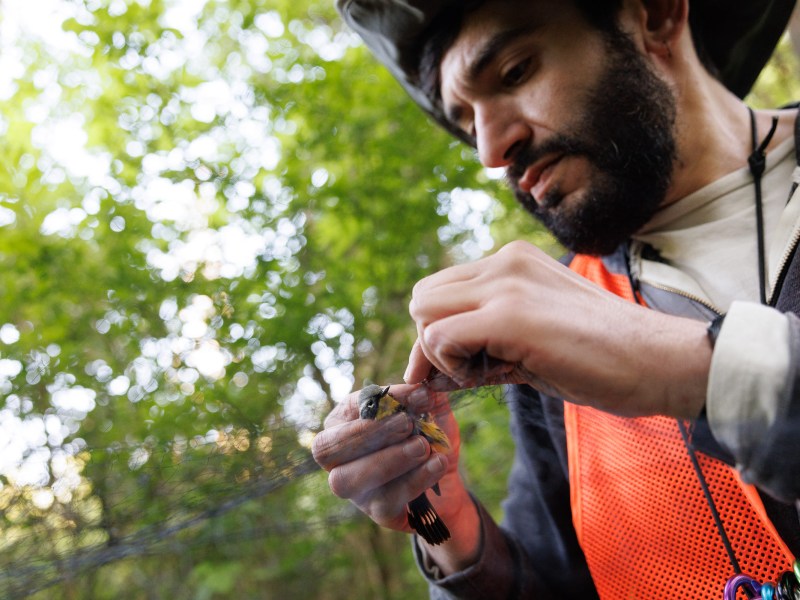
[566,254,794,599]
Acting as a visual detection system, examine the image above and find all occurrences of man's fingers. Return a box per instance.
[409,279,481,327]
[328,435,431,500]
[312,412,412,471]
[421,311,519,386]
[421,314,485,384]
[359,454,450,525]
[404,338,433,384]
[411,260,484,297]
[389,383,454,419]
[322,391,360,428]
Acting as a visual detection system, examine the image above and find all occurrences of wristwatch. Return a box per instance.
[706,314,726,348]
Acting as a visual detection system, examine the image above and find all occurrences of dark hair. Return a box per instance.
[417,0,717,117]
[417,1,484,103]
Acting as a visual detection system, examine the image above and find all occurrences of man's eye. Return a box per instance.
[464,121,476,139]
[502,58,531,87]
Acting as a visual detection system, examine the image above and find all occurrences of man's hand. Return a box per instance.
[406,240,710,419]
[312,384,481,573]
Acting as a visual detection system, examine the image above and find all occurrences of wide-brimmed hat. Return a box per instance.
[337,0,797,144]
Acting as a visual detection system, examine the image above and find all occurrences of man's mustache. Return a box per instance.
[506,132,624,193]
[506,135,592,186]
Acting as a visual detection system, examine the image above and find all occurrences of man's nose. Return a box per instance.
[474,103,531,168]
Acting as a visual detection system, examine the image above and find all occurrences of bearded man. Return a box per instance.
[312,1,800,597]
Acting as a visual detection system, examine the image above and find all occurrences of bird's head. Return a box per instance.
[358,384,391,420]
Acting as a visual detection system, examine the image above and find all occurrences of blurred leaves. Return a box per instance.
[0,0,509,597]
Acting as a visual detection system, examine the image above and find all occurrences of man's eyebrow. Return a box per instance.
[468,25,538,83]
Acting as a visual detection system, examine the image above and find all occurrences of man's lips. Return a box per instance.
[516,154,563,200]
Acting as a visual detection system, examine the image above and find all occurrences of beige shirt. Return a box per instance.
[632,135,796,312]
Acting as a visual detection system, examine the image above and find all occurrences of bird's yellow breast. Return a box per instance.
[375,394,403,420]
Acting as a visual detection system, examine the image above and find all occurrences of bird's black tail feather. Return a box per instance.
[407,492,450,545]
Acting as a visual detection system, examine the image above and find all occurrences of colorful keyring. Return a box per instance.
[725,574,762,600]
[762,582,777,600]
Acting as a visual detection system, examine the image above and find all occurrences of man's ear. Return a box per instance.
[639,0,688,57]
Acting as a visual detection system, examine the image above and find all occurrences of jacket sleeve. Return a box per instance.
[706,301,800,502]
[412,385,598,600]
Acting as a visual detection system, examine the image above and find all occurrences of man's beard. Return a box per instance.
[507,28,677,256]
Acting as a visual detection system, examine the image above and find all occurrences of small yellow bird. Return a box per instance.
[358,384,451,545]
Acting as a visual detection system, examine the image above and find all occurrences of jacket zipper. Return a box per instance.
[635,219,800,315]
[768,223,800,306]
[639,281,723,315]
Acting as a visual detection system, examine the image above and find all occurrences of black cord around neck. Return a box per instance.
[677,420,744,575]
[748,107,780,305]
[667,110,780,595]
[623,109,783,595]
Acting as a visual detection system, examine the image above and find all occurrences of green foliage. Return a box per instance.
[0,0,504,597]
[0,2,797,598]
[748,35,800,108]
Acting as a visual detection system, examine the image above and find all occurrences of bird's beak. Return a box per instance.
[380,385,391,398]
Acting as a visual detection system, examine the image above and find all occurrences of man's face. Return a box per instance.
[439,0,677,255]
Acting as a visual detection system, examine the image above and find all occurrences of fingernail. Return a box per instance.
[426,454,446,474]
[403,365,412,383]
[388,414,411,434]
[403,437,426,458]
[407,386,430,405]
